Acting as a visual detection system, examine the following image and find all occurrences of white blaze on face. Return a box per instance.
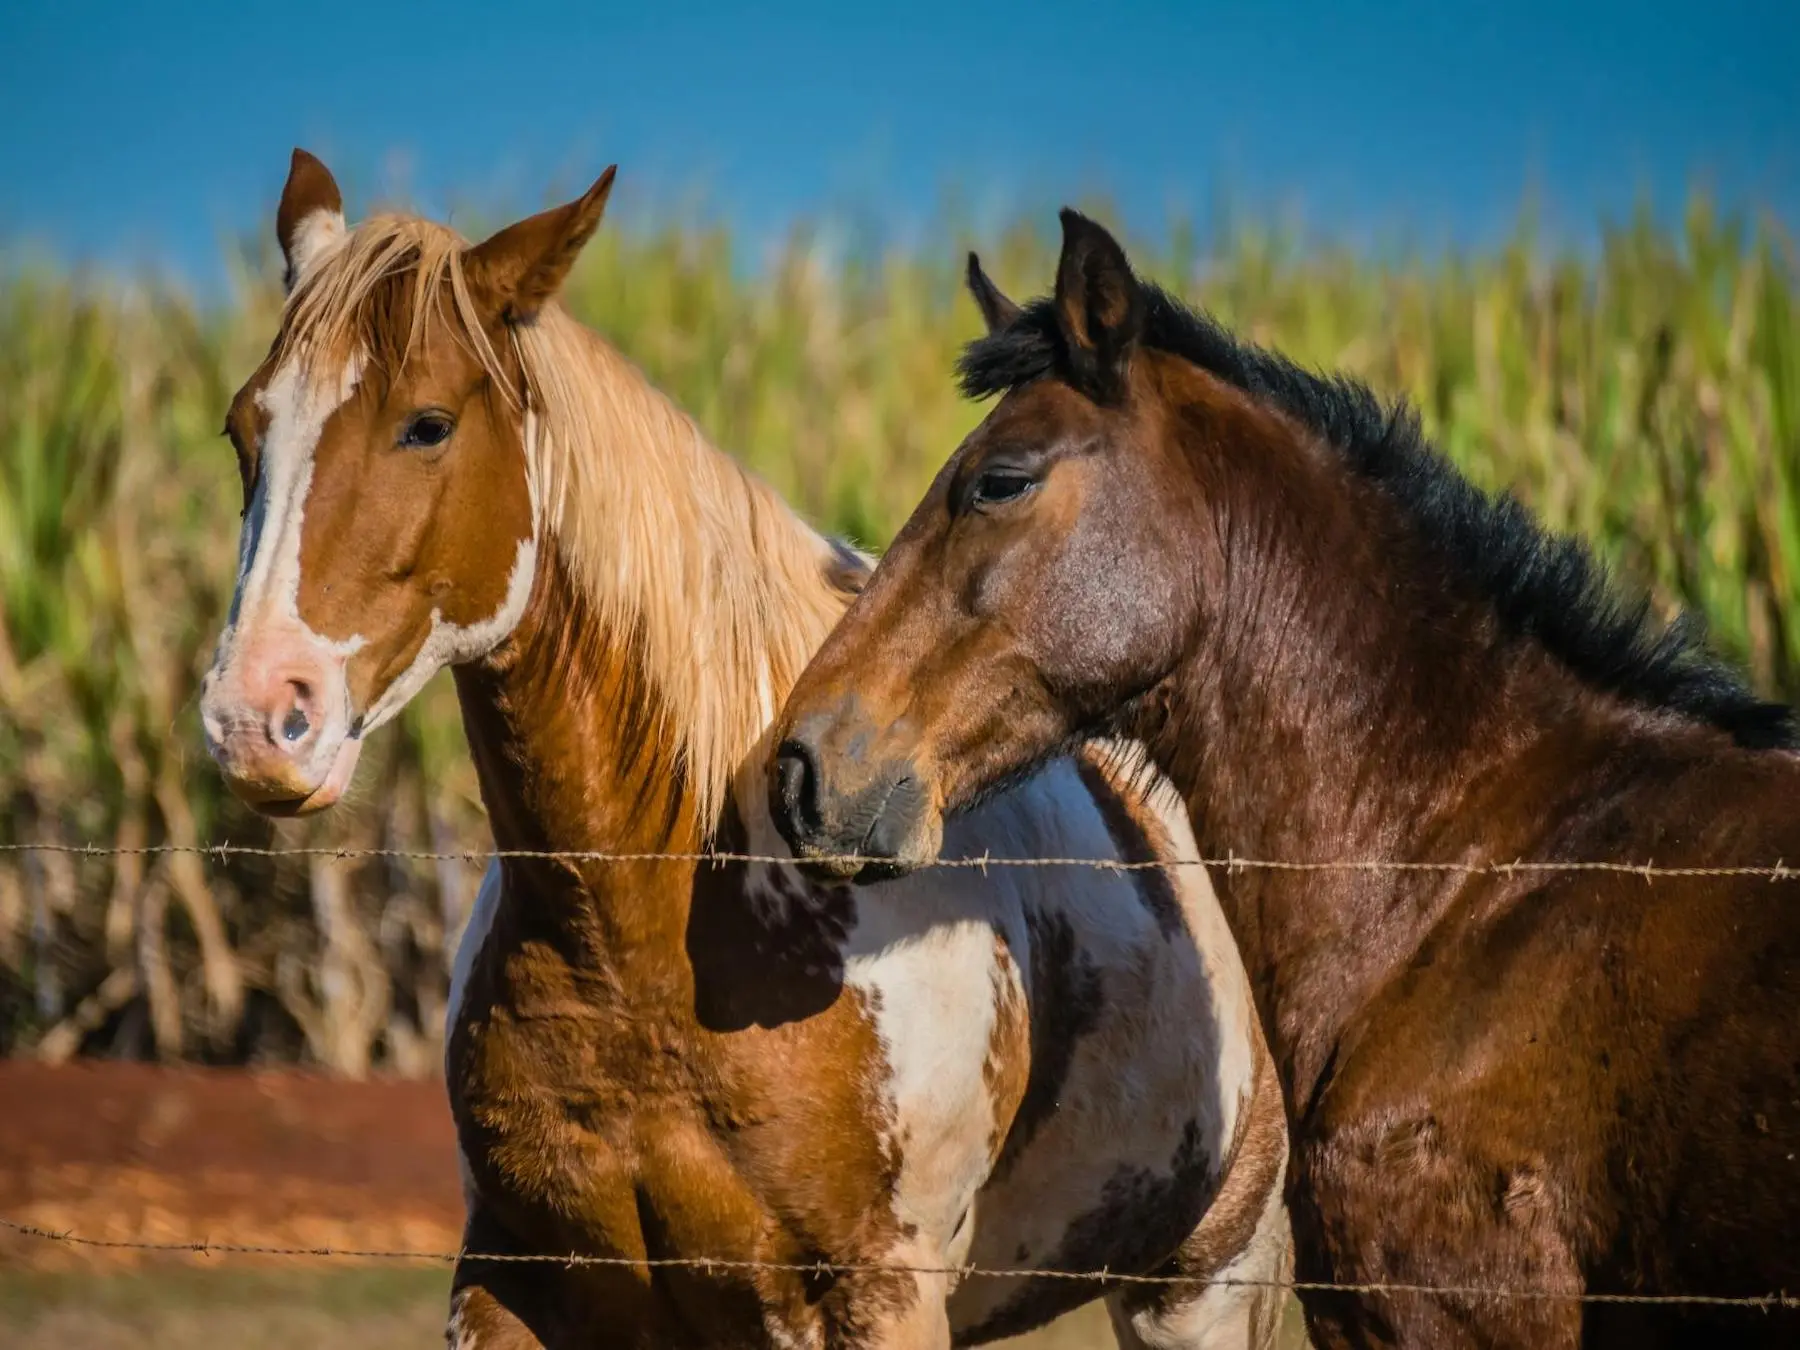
[204,349,369,787]
[207,338,541,787]
[230,352,364,637]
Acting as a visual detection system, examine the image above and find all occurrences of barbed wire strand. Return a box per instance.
[0,840,1794,881]
[7,841,1798,1314]
[1,1218,1793,1310]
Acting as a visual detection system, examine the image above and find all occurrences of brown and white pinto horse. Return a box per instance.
[768,209,1800,1349]
[197,153,1295,1349]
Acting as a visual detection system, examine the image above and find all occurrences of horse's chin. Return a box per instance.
[790,852,901,886]
[240,735,363,819]
[789,818,943,888]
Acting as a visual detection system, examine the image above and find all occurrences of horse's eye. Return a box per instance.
[971,469,1036,508]
[400,411,456,450]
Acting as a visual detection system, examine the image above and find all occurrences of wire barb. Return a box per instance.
[5,839,1798,1313]
[1,840,1797,881]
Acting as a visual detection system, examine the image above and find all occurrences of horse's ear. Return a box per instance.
[465,166,617,326]
[1052,209,1143,404]
[277,148,347,293]
[966,252,1020,334]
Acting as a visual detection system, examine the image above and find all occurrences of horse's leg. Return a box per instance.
[447,1204,669,1350]
[446,1206,551,1349]
[1104,1174,1301,1350]
[831,1257,953,1350]
[1105,1042,1304,1350]
[448,1272,547,1350]
[868,1276,953,1350]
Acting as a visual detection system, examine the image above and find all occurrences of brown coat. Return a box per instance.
[769,209,1800,1349]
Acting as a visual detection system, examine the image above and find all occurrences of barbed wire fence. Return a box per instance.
[1,1215,1796,1311]
[3,838,1799,1314]
[3,839,1796,880]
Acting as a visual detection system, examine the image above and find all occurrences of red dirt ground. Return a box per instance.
[0,1064,1229,1347]
[0,1062,464,1269]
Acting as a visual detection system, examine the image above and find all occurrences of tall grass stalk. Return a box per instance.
[1,199,1794,1072]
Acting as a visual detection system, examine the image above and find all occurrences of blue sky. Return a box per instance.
[3,0,1795,284]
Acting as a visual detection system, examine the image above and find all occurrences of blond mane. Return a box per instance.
[280,212,862,831]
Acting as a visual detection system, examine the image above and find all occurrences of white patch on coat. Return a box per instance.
[1110,1169,1295,1350]
[760,1316,822,1350]
[842,876,1013,1248]
[728,756,1016,1252]
[358,534,537,736]
[724,745,1274,1345]
[944,751,1264,1339]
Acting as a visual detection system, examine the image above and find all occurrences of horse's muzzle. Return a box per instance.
[769,721,936,882]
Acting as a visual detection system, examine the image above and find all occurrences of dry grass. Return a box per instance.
[0,1268,449,1350]
[0,1268,1317,1349]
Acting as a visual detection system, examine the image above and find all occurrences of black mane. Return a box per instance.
[958,287,1797,751]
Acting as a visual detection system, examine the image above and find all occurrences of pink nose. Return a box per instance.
[201,642,338,805]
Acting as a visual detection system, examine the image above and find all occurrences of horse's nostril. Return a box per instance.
[281,707,311,743]
[774,738,822,834]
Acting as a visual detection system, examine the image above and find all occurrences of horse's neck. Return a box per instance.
[518,318,858,832]
[452,441,852,966]
[452,551,703,968]
[1148,449,1553,1107]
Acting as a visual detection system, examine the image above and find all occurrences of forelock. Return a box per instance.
[275,213,513,401]
[956,298,1063,400]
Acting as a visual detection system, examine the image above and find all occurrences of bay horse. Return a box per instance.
[196,153,1298,1349]
[768,208,1800,1349]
